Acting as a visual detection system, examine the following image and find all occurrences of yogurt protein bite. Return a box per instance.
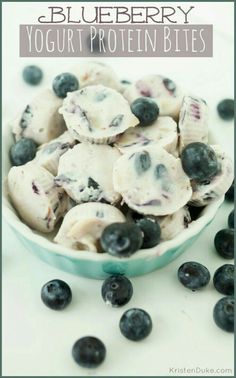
[123,75,183,119]
[178,95,209,150]
[59,85,139,144]
[113,146,192,216]
[70,61,121,91]
[34,131,76,175]
[10,89,66,145]
[7,162,68,233]
[115,116,178,155]
[55,142,121,204]
[54,202,126,251]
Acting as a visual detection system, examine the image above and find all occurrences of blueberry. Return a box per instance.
[177,261,210,290]
[228,209,234,228]
[52,73,79,99]
[217,99,234,120]
[41,279,72,310]
[22,65,43,85]
[101,275,133,307]
[72,336,106,368]
[214,229,234,259]
[225,180,234,201]
[121,79,131,85]
[119,308,152,341]
[213,264,234,295]
[135,218,161,248]
[10,138,37,166]
[181,142,219,182]
[131,97,159,126]
[213,296,234,332]
[100,222,143,257]
[134,150,151,174]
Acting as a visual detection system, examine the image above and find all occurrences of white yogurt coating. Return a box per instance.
[189,145,234,206]
[70,61,121,91]
[7,162,68,233]
[156,206,191,241]
[11,89,66,145]
[59,85,139,144]
[123,75,184,119]
[178,95,209,151]
[34,131,76,175]
[115,116,178,155]
[55,143,121,204]
[54,202,126,251]
[113,145,192,216]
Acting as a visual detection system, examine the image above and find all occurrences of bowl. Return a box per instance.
[2,126,224,279]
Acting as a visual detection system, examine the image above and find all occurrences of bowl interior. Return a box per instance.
[2,125,224,262]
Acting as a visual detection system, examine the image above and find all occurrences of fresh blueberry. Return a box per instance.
[52,73,79,99]
[72,336,106,368]
[121,79,131,85]
[131,97,159,126]
[181,142,219,182]
[217,99,234,121]
[177,261,210,290]
[101,275,133,307]
[188,205,205,221]
[22,65,43,85]
[213,296,234,332]
[10,138,37,166]
[135,218,161,248]
[134,150,151,174]
[214,229,234,259]
[119,308,152,341]
[41,279,72,310]
[213,264,234,295]
[225,180,234,201]
[228,209,234,228]
[100,222,143,257]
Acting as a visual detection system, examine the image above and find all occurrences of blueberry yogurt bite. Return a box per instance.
[54,203,126,251]
[113,145,192,216]
[10,89,66,145]
[34,131,76,176]
[115,116,178,156]
[123,74,183,119]
[59,85,139,144]
[7,162,68,233]
[55,143,121,204]
[178,96,209,151]
[70,60,121,91]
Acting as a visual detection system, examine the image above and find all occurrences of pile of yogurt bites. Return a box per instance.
[7,61,234,256]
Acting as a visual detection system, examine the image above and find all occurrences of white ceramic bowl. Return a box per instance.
[2,127,224,279]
